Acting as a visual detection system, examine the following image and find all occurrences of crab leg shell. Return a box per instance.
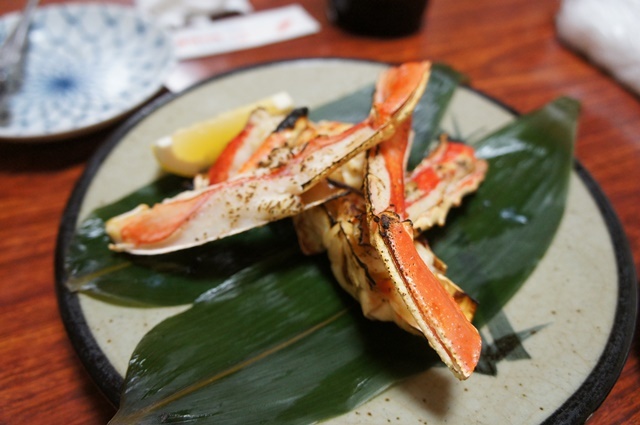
[293,192,478,332]
[366,118,412,217]
[107,124,380,254]
[297,62,430,190]
[413,238,478,323]
[106,62,431,255]
[372,62,431,127]
[107,173,304,254]
[406,135,488,232]
[364,104,481,379]
[371,211,481,379]
[208,108,287,184]
[235,108,310,175]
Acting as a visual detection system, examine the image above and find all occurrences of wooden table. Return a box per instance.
[1,0,637,423]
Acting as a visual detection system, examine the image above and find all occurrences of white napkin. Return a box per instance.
[556,0,640,95]
[136,0,253,29]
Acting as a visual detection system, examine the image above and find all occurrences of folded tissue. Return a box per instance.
[556,0,640,95]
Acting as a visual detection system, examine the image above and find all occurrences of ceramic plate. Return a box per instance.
[0,3,173,142]
[55,59,637,423]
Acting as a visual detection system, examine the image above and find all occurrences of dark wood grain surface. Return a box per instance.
[0,0,637,423]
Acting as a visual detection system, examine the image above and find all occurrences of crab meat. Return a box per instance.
[294,132,485,379]
[207,107,292,185]
[363,105,483,379]
[105,62,431,255]
[406,134,488,232]
[369,211,481,379]
[105,61,486,379]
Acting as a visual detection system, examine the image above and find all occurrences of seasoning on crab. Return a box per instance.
[105,61,486,380]
[105,62,429,255]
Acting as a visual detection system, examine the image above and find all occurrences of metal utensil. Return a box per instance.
[0,0,40,125]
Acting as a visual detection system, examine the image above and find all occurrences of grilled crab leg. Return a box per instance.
[105,62,431,255]
[370,212,481,379]
[208,107,355,204]
[406,134,488,233]
[365,120,482,379]
[294,127,485,379]
[206,107,297,185]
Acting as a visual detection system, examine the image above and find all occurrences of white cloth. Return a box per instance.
[556,0,640,95]
[136,0,253,29]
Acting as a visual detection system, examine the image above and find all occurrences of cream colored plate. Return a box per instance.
[56,59,636,424]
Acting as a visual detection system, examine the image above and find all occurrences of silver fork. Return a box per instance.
[0,0,40,125]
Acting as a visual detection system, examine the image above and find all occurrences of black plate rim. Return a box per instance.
[54,57,638,421]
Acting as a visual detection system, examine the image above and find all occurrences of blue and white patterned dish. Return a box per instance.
[0,3,174,142]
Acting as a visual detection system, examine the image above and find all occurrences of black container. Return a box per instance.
[327,0,429,37]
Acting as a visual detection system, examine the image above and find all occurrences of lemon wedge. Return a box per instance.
[153,92,294,177]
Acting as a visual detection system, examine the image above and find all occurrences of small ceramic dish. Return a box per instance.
[0,3,174,142]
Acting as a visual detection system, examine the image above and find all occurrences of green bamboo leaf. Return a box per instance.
[429,97,580,325]
[63,63,579,423]
[111,97,579,424]
[65,63,464,307]
[111,255,437,425]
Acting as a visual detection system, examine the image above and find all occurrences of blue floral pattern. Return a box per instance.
[0,3,173,141]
